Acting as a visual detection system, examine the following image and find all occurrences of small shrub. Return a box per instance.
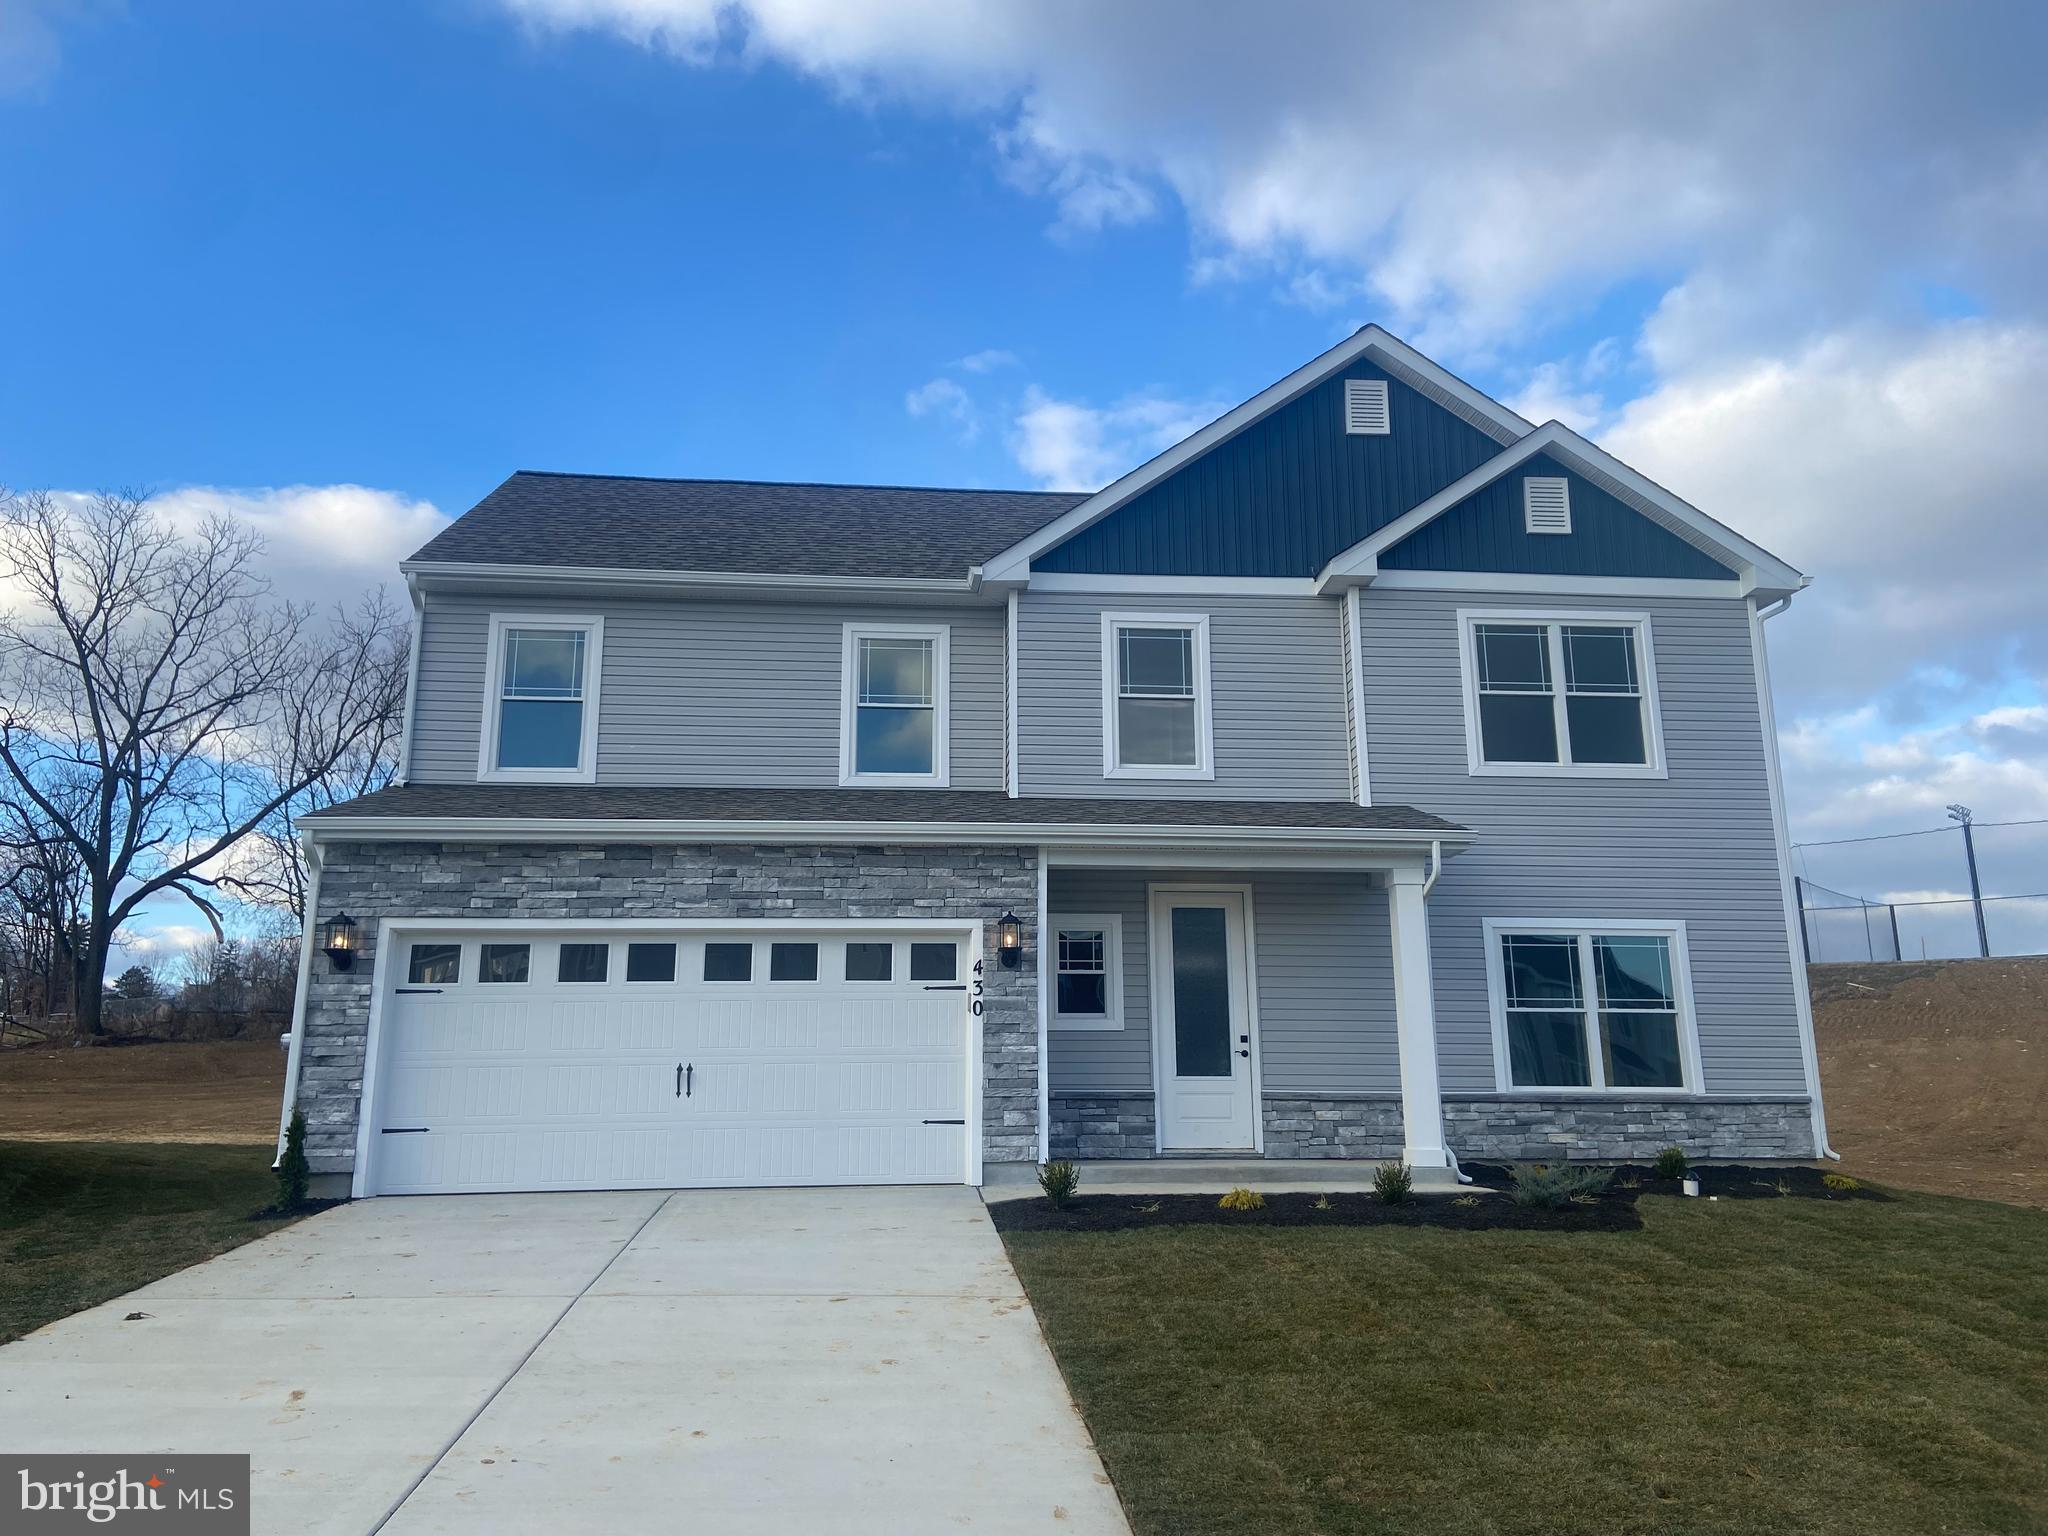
[1312,1194,1332,1211]
[1822,1172,1861,1192]
[1653,1145,1690,1180]
[1218,1187,1265,1212]
[277,1108,311,1212]
[1507,1161,1614,1209]
[1371,1161,1414,1204]
[1037,1159,1080,1209]
[1453,1194,1481,1208]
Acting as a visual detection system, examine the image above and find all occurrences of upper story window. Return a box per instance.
[1485,921,1697,1093]
[1456,610,1665,778]
[840,623,950,785]
[1101,613,1214,779]
[479,614,602,783]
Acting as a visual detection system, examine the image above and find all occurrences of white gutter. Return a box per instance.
[273,835,324,1164]
[299,814,1474,855]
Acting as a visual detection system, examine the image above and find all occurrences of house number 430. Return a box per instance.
[971,957,984,1016]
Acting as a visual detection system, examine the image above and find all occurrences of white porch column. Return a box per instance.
[1387,863,1449,1169]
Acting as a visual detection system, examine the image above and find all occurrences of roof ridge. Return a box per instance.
[508,469,1088,498]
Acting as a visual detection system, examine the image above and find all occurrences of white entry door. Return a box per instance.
[361,927,973,1195]
[1150,889,1258,1150]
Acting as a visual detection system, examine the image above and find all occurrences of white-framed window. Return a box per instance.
[1100,612,1214,779]
[1455,609,1665,778]
[1482,919,1702,1094]
[1050,913,1123,1030]
[478,614,603,783]
[840,623,950,785]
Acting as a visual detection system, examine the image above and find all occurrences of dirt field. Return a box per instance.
[0,1039,285,1144]
[1812,956,2048,1208]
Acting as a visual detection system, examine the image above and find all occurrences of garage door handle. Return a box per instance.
[923,984,967,991]
[395,988,443,995]
[381,1127,430,1134]
[676,1062,692,1099]
[922,1118,965,1125]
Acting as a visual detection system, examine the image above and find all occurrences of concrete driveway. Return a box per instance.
[0,1187,1128,1535]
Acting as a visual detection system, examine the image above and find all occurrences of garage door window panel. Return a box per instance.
[909,942,957,981]
[769,942,819,981]
[408,944,460,985]
[846,942,894,981]
[703,942,754,982]
[557,943,609,983]
[479,943,530,984]
[625,942,677,983]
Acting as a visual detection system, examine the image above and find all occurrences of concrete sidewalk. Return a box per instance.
[0,1187,1126,1535]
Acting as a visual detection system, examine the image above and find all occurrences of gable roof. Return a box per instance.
[405,472,1086,582]
[1316,421,1808,597]
[975,326,1536,584]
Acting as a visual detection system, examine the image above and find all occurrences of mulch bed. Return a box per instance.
[990,1188,1643,1233]
[992,1163,1888,1234]
[245,1197,345,1222]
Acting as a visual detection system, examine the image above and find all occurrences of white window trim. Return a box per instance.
[1100,611,1216,780]
[1481,917,1705,1096]
[1050,913,1124,1031]
[1454,607,1668,779]
[839,622,951,787]
[477,613,603,784]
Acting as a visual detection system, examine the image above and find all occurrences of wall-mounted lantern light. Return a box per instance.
[996,910,1023,969]
[317,912,360,971]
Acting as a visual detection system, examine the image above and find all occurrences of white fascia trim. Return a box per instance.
[403,560,982,600]
[1370,570,1746,599]
[839,621,951,787]
[982,326,1534,584]
[1454,607,1670,780]
[1048,911,1125,1031]
[302,815,1475,853]
[273,836,323,1163]
[1480,916,1707,1095]
[1315,421,1808,596]
[1750,598,1835,1157]
[1005,590,1020,798]
[392,577,425,786]
[1028,573,1319,596]
[1100,611,1216,781]
[476,613,604,785]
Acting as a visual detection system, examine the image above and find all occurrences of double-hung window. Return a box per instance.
[1101,613,1213,778]
[1486,921,1697,1093]
[480,615,602,782]
[840,623,949,785]
[1050,914,1122,1030]
[1459,610,1663,776]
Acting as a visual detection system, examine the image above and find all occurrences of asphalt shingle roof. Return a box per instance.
[407,472,1090,580]
[303,784,1464,834]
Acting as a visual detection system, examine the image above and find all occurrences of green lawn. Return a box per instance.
[1002,1189,2048,1536]
[0,1142,300,1345]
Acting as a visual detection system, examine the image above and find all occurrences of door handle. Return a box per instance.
[675,1062,683,1098]
[1237,1048,1250,1058]
[686,1063,693,1098]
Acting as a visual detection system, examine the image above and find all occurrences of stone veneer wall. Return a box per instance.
[296,841,1040,1176]
[1049,1093,1814,1162]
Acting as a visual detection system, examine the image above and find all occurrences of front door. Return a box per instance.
[1151,889,1258,1150]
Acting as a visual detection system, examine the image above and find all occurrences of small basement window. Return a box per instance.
[1523,476,1572,534]
[1344,378,1391,435]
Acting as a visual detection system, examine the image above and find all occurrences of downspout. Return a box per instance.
[1412,843,1470,1183]
[274,833,324,1165]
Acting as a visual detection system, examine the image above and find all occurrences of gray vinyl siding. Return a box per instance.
[1016,593,1351,799]
[1046,868,1395,1096]
[406,594,1005,789]
[1356,586,1806,1096]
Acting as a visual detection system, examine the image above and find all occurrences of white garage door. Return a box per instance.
[362,927,973,1195]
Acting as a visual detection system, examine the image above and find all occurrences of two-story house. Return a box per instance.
[277,326,1828,1198]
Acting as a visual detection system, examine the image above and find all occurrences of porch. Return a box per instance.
[1034,848,1452,1171]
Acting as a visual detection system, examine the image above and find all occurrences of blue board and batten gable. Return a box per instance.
[1033,359,1506,578]
[1034,359,1740,583]
[1378,453,1739,579]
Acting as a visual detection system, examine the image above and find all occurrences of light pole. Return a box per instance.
[1947,804,1990,959]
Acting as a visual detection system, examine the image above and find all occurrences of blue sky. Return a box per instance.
[4,0,2047,960]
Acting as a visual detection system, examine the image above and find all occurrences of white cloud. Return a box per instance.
[1009,385,1223,492]
[956,348,1018,374]
[147,483,448,610]
[903,376,977,442]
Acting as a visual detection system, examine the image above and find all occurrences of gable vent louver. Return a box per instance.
[1344,378,1391,435]
[1523,477,1571,534]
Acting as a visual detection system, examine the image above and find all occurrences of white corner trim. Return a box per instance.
[1099,611,1216,781]
[1453,607,1669,780]
[392,580,424,785]
[839,621,951,787]
[274,837,323,1162]
[1315,420,1806,596]
[476,613,604,785]
[980,326,1534,584]
[1035,852,1050,1164]
[1048,911,1125,1031]
[1005,590,1020,798]
[1480,916,1706,1095]
[1343,587,1372,806]
[1750,598,1834,1156]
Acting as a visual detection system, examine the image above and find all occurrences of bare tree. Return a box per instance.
[0,489,408,1036]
